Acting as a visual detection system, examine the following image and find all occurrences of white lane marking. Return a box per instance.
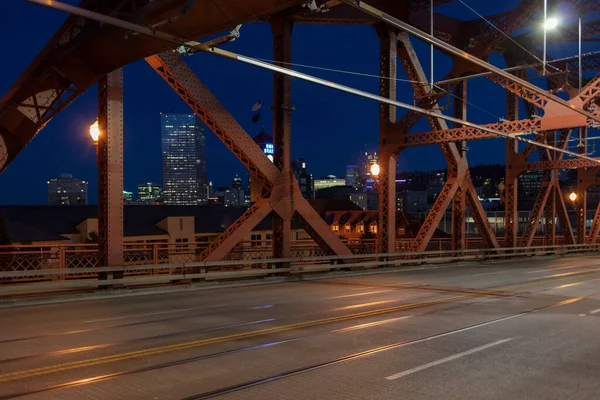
[327,290,393,300]
[590,308,600,314]
[527,265,584,274]
[579,314,586,317]
[385,338,513,380]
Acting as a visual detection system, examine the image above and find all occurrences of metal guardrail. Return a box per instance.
[0,243,598,296]
[0,237,565,284]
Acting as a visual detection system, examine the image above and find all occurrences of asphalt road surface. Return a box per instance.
[2,255,600,399]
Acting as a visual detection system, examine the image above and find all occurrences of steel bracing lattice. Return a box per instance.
[4,0,600,263]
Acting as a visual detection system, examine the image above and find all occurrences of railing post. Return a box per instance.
[59,245,66,281]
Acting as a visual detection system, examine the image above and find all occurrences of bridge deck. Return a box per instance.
[1,255,600,399]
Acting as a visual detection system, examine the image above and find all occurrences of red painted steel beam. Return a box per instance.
[1,0,305,174]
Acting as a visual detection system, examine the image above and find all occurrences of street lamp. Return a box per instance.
[569,192,577,202]
[544,17,559,30]
[90,120,100,144]
[544,14,584,145]
[370,163,380,177]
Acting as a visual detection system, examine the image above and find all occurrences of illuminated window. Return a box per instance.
[345,224,351,233]
[370,224,378,234]
[332,224,339,233]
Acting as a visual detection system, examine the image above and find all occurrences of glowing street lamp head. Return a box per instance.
[544,17,559,30]
[89,120,100,143]
[569,192,577,202]
[370,163,380,177]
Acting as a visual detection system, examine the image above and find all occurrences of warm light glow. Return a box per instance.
[569,192,577,202]
[89,120,100,142]
[370,163,380,177]
[544,17,559,30]
[497,182,505,191]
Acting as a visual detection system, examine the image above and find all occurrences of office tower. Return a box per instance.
[137,182,162,205]
[232,175,243,191]
[292,158,314,199]
[47,174,88,205]
[161,113,207,205]
[123,190,133,204]
[363,150,379,192]
[345,165,361,189]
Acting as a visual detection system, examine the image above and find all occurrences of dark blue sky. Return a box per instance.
[0,0,586,204]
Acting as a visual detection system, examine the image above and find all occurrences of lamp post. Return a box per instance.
[543,16,558,75]
[497,181,505,205]
[544,16,584,146]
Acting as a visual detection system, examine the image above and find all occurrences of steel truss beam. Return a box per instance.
[341,0,600,124]
[31,1,600,167]
[147,51,351,261]
[395,33,499,253]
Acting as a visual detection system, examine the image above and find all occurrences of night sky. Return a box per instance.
[0,0,586,204]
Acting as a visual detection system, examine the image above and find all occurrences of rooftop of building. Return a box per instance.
[252,128,273,144]
[0,199,361,243]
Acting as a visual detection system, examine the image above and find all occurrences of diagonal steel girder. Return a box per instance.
[340,0,600,125]
[395,33,499,252]
[38,0,600,166]
[147,51,351,261]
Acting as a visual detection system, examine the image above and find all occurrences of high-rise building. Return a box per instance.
[161,113,207,205]
[253,128,274,162]
[123,190,133,204]
[224,189,245,207]
[520,171,543,197]
[314,175,346,191]
[232,175,243,191]
[292,158,314,199]
[137,183,162,205]
[363,150,379,192]
[345,165,361,189]
[207,181,214,199]
[47,174,88,205]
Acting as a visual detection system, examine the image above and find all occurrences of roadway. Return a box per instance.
[1,254,600,399]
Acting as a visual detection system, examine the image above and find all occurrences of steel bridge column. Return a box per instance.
[452,81,466,253]
[505,86,519,248]
[576,128,588,244]
[378,27,398,254]
[544,173,557,246]
[271,17,293,261]
[97,69,124,277]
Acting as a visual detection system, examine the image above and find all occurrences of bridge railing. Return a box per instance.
[0,237,572,283]
[0,242,598,296]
